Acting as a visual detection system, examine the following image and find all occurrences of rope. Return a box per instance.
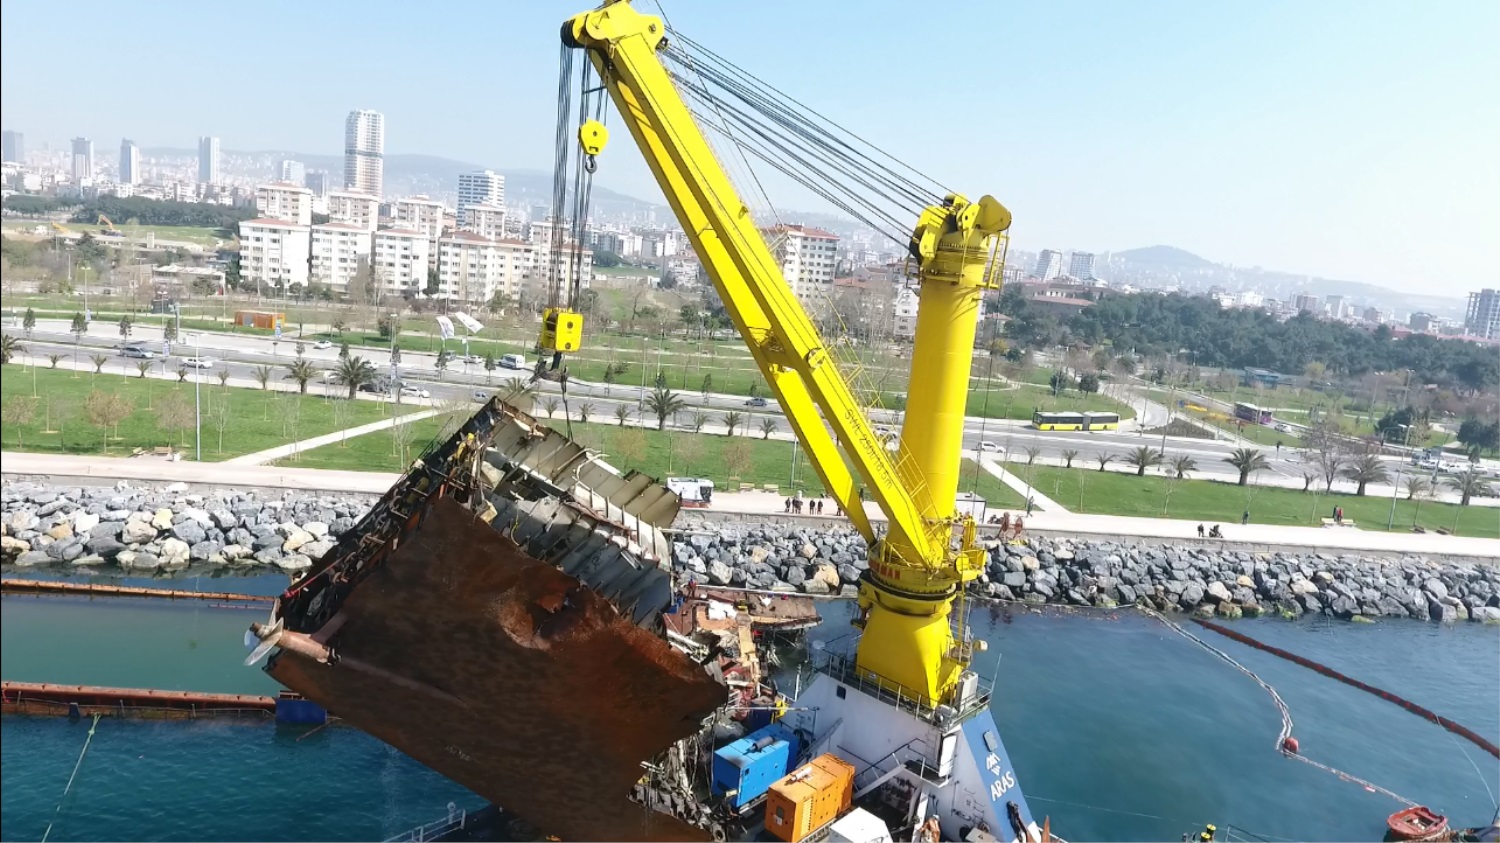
[1140,608,1419,808]
[41,714,101,843]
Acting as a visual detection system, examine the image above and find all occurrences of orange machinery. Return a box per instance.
[764,753,856,843]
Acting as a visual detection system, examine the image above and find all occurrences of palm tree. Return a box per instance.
[252,365,274,391]
[1168,454,1198,479]
[613,404,632,427]
[89,353,108,374]
[1339,453,1390,496]
[500,377,534,403]
[135,361,152,378]
[47,354,62,369]
[1403,475,1431,501]
[759,418,778,439]
[1446,470,1494,507]
[284,359,318,394]
[542,397,561,418]
[1061,448,1079,469]
[0,334,20,364]
[1094,452,1115,472]
[721,411,744,437]
[1223,447,1269,486]
[644,386,685,430]
[1124,446,1163,477]
[333,356,377,399]
[690,411,709,433]
[576,401,595,424]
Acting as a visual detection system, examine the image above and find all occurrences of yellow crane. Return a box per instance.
[554,0,1011,707]
[97,214,121,235]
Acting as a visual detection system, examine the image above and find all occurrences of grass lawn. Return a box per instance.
[1,366,393,460]
[1023,465,1498,538]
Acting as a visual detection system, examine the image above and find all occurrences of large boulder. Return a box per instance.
[707,560,734,586]
[170,520,207,546]
[121,519,158,545]
[72,511,100,535]
[809,563,841,591]
[158,538,191,570]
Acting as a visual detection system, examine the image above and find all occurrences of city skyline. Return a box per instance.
[2,0,1497,297]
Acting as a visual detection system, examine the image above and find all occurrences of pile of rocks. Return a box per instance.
[669,527,1500,623]
[4,482,1496,623]
[1,482,373,573]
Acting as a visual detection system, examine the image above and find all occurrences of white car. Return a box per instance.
[978,441,1005,454]
[399,385,431,399]
[1273,422,1292,433]
[312,340,333,350]
[181,357,215,369]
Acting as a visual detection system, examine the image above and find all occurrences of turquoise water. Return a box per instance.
[2,590,1497,842]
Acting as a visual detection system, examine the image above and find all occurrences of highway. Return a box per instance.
[9,319,1329,486]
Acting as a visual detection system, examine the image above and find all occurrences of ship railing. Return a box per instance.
[812,648,993,725]
[384,803,466,843]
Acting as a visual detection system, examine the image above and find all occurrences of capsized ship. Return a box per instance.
[249,400,1048,843]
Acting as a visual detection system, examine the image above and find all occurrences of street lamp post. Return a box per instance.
[190,332,202,461]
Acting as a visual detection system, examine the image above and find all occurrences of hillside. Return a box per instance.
[1113,245,1214,268]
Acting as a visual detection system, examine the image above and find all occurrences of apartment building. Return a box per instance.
[327,190,380,231]
[765,224,839,304]
[344,110,384,196]
[456,169,505,226]
[1465,289,1500,339]
[310,223,374,294]
[373,229,432,297]
[462,203,508,241]
[255,182,314,225]
[238,218,311,292]
[394,195,445,240]
[435,232,528,303]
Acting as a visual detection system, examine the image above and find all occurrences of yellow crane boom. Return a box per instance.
[563,0,1011,706]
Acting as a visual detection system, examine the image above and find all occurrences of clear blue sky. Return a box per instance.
[3,0,1495,296]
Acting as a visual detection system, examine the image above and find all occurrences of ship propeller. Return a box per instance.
[243,606,286,667]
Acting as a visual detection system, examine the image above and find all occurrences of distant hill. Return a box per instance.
[1114,245,1214,268]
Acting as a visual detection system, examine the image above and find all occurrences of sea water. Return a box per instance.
[2,589,1496,842]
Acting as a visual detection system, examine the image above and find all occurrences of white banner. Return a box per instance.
[453,311,484,333]
[435,315,455,340]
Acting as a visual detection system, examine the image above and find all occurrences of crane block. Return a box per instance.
[578,120,609,156]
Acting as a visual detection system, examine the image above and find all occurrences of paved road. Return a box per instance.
[16,322,1492,497]
[4,452,1495,559]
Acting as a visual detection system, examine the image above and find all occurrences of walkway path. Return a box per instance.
[4,452,1495,559]
[223,408,445,466]
[976,456,1063,512]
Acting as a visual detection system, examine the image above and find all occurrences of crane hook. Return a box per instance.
[584,154,598,174]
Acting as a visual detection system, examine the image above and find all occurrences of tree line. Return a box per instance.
[3,194,253,231]
[999,287,1498,394]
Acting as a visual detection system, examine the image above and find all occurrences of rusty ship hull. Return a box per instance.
[254,401,732,842]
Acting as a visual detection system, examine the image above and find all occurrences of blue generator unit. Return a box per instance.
[711,722,801,810]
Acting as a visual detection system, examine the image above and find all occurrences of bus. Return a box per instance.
[1234,403,1274,425]
[1032,411,1121,431]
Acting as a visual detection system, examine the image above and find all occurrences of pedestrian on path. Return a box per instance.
[1025,496,1035,515]
[1241,510,1250,525]
[784,497,792,514]
[1197,524,1205,537]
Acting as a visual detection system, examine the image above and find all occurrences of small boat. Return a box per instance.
[1387,806,1448,841]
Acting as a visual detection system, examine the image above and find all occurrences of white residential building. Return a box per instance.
[280,159,306,185]
[344,109,385,196]
[436,232,528,304]
[892,286,919,340]
[255,182,314,225]
[1237,290,1265,308]
[310,222,374,294]
[1466,288,1500,339]
[119,139,141,185]
[394,195,446,240]
[327,190,380,231]
[373,229,433,297]
[238,218,311,293]
[462,203,508,241]
[456,169,504,225]
[765,224,839,303]
[198,136,220,185]
[522,241,593,301]
[1033,249,1062,280]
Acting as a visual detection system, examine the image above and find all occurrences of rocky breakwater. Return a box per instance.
[670,526,1500,624]
[1,482,374,574]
